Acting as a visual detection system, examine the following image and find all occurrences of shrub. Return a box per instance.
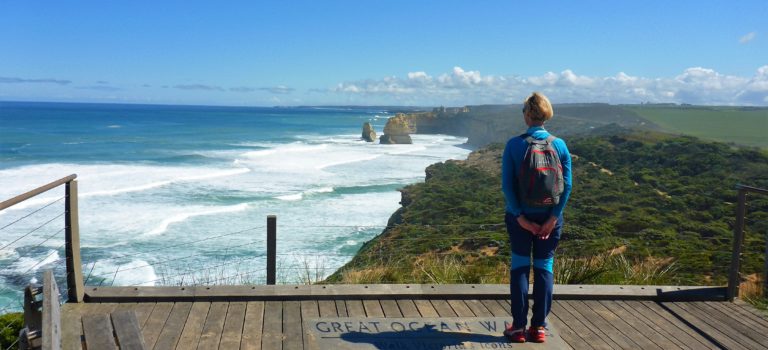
[0,312,23,349]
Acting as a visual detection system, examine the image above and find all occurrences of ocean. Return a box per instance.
[0,102,470,310]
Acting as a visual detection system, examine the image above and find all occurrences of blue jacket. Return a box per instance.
[502,126,572,218]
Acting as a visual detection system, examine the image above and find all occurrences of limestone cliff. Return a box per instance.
[361,122,377,142]
[379,113,416,144]
[392,104,658,147]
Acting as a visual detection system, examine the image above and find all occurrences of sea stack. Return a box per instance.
[380,113,415,144]
[361,122,377,142]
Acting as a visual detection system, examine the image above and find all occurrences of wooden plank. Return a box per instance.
[662,302,751,350]
[86,302,119,315]
[413,299,438,317]
[218,302,247,350]
[379,300,403,318]
[300,300,320,350]
[197,302,228,350]
[141,302,173,349]
[639,301,719,350]
[318,300,337,317]
[685,301,768,349]
[479,300,508,317]
[700,301,768,339]
[446,300,474,317]
[240,301,265,350]
[334,300,348,317]
[153,302,193,350]
[734,299,768,321]
[588,300,662,349]
[345,300,365,317]
[82,313,118,350]
[110,310,147,350]
[362,299,384,317]
[564,300,639,349]
[616,301,700,350]
[61,303,87,350]
[710,301,768,330]
[282,301,302,350]
[260,301,282,350]
[132,303,156,328]
[463,300,492,317]
[551,302,614,350]
[85,284,726,302]
[395,300,420,318]
[599,300,676,349]
[430,300,457,317]
[176,302,211,350]
[547,311,590,350]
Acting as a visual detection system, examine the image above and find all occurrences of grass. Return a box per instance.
[740,274,768,315]
[330,250,679,286]
[627,106,768,148]
[555,251,679,285]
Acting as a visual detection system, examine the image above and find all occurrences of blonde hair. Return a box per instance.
[523,92,553,123]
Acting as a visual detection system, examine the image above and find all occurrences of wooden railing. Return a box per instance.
[0,174,84,303]
[727,184,768,301]
[3,176,764,306]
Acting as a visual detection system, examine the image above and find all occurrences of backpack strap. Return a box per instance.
[545,135,557,143]
[521,133,557,144]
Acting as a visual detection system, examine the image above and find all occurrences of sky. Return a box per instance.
[1,0,766,106]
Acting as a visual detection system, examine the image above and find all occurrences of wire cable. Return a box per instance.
[0,196,64,232]
[0,212,65,251]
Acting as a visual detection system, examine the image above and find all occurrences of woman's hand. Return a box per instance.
[516,215,541,235]
[537,216,558,240]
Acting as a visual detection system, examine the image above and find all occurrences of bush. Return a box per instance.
[0,312,23,349]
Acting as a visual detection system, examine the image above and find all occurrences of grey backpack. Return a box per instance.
[517,135,564,207]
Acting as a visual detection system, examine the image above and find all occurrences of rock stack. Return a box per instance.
[380,113,416,144]
[361,122,377,142]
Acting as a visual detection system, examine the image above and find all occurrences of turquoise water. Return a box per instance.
[0,102,470,310]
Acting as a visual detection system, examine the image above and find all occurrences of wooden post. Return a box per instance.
[764,229,768,297]
[65,180,84,303]
[23,284,43,349]
[267,215,276,285]
[727,188,747,301]
[42,270,61,350]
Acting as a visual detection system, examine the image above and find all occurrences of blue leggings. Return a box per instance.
[506,212,562,329]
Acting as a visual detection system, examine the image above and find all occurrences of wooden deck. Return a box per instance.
[55,284,768,350]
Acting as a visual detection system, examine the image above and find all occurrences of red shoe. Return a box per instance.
[528,326,546,343]
[504,325,526,343]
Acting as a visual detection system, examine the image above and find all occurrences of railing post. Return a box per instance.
[42,270,61,350]
[65,180,84,302]
[727,188,747,301]
[267,215,276,285]
[764,229,768,297]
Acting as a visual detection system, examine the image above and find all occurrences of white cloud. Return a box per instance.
[329,66,768,106]
[740,32,756,44]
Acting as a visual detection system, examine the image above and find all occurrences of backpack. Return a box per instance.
[517,134,564,207]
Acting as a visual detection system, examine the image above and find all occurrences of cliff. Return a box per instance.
[326,127,768,285]
[391,104,659,147]
[379,113,416,144]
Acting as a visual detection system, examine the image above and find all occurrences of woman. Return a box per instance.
[501,92,572,343]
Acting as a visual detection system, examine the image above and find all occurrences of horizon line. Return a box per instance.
[3,99,767,110]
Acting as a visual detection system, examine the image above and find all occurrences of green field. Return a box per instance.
[627,106,768,148]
